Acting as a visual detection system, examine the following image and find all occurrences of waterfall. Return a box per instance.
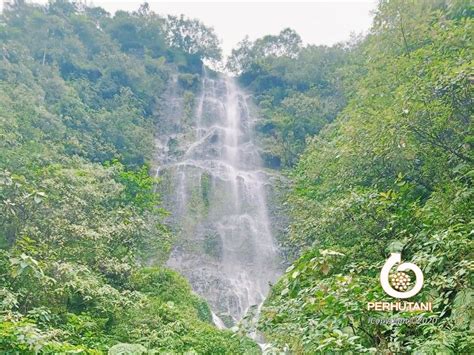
[156,71,281,326]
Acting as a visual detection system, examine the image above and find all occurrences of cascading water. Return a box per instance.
[155,70,281,327]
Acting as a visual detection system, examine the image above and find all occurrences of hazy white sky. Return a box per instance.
[2,1,377,56]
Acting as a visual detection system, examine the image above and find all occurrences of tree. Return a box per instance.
[227,28,302,74]
[165,14,222,62]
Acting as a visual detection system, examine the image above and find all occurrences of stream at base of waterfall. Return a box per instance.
[155,70,282,336]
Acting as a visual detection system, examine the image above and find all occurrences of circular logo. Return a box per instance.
[380,253,423,299]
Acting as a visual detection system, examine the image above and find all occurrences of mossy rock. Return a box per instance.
[203,232,223,260]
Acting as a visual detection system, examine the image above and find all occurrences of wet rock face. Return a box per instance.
[156,72,282,325]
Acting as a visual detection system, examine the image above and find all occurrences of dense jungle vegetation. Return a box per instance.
[0,1,258,353]
[0,0,472,353]
[227,0,473,353]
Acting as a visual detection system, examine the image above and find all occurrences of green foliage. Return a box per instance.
[165,14,222,63]
[111,161,161,212]
[2,0,472,352]
[0,316,97,354]
[227,28,302,74]
[229,33,349,167]
[257,0,474,353]
[107,268,259,353]
[0,1,257,353]
[109,343,147,355]
[0,250,258,353]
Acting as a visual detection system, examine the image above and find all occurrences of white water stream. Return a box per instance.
[156,71,281,327]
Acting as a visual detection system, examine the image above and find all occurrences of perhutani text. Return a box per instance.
[367,301,432,312]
